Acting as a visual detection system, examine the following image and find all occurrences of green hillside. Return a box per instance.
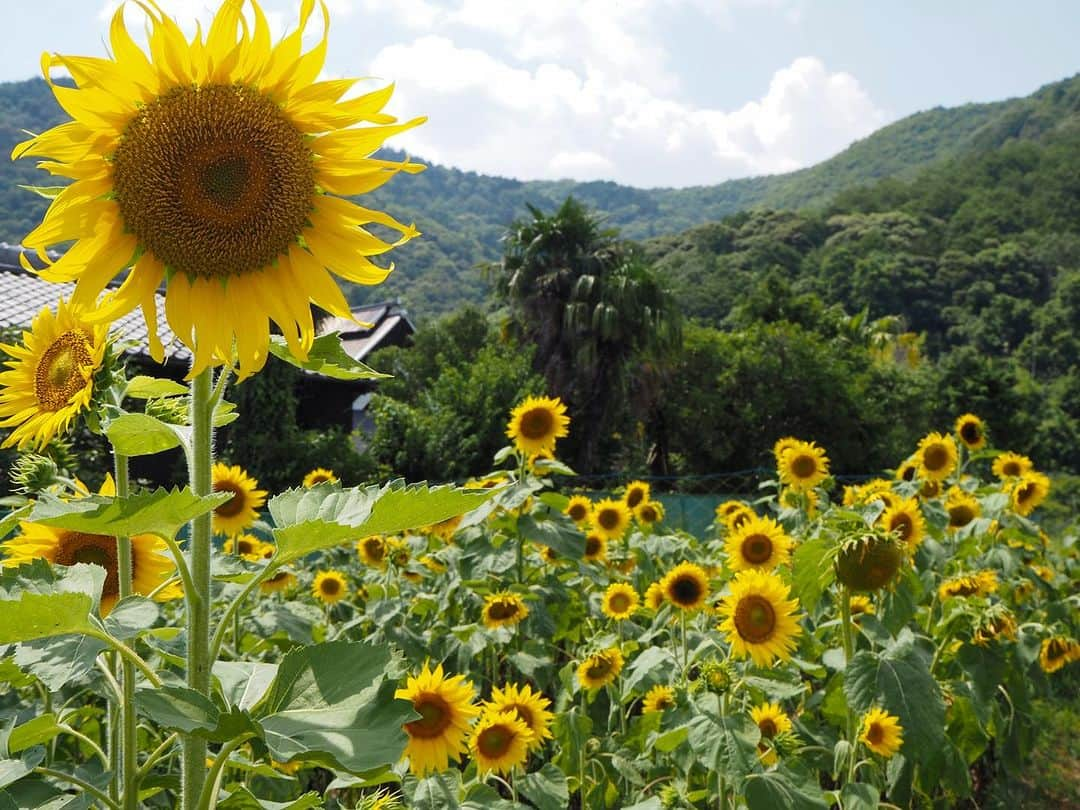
[1,74,1079,317]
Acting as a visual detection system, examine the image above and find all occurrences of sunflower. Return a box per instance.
[591,499,632,541]
[482,592,529,629]
[716,500,748,523]
[644,582,665,611]
[724,505,756,533]
[895,458,919,483]
[396,663,479,776]
[260,569,297,594]
[623,480,651,510]
[945,487,981,530]
[918,478,942,499]
[583,532,607,562]
[717,569,803,667]
[356,535,389,569]
[577,648,624,690]
[751,702,792,765]
[938,570,998,600]
[642,684,676,714]
[915,432,957,482]
[778,440,830,491]
[564,495,592,526]
[0,300,108,451]
[973,608,1017,646]
[16,0,424,379]
[634,500,665,526]
[879,499,925,552]
[506,396,569,456]
[1010,472,1050,516]
[469,710,533,776]
[992,452,1033,480]
[835,533,905,592]
[601,583,639,620]
[312,570,348,605]
[725,515,793,572]
[302,468,337,487]
[1039,637,1080,674]
[485,684,553,752]
[426,515,463,543]
[772,436,800,464]
[1,477,177,616]
[954,413,986,450]
[211,463,266,536]
[859,708,903,757]
[661,562,710,611]
[223,533,267,561]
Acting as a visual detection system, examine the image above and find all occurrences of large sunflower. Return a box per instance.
[484,683,553,752]
[469,710,533,776]
[642,684,676,714]
[481,592,529,629]
[1010,472,1050,516]
[717,569,803,667]
[15,0,424,379]
[1,477,177,616]
[915,432,957,482]
[577,647,624,690]
[601,583,639,620]
[395,663,479,777]
[564,495,592,526]
[211,463,267,536]
[954,413,986,450]
[634,499,664,527]
[879,498,925,552]
[661,562,710,612]
[725,515,793,572]
[859,708,903,757]
[945,487,981,530]
[0,299,108,450]
[591,499,632,541]
[505,396,569,456]
[778,440,830,491]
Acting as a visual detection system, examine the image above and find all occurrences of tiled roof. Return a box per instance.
[0,243,415,369]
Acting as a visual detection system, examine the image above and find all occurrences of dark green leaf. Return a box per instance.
[840,783,879,810]
[744,769,829,810]
[791,535,834,613]
[517,764,569,810]
[135,686,220,736]
[517,513,585,560]
[268,333,389,381]
[103,597,160,640]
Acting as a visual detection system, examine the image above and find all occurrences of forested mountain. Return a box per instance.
[2,74,1079,316]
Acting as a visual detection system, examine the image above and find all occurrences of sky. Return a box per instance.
[5,0,1079,189]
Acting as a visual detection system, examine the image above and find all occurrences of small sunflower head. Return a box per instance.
[835,530,905,593]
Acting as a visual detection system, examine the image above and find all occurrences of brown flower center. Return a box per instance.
[734,594,777,643]
[487,599,520,621]
[55,532,121,598]
[506,703,534,729]
[584,535,602,558]
[866,722,884,745]
[900,464,916,482]
[568,502,588,522]
[35,331,94,411]
[669,575,703,607]
[790,454,817,479]
[758,718,778,738]
[585,656,613,680]
[1002,460,1021,477]
[948,503,975,528]
[363,538,386,561]
[1016,483,1036,505]
[922,444,949,472]
[888,512,913,543]
[960,422,981,444]
[319,577,342,596]
[741,533,774,565]
[597,508,620,531]
[639,505,658,523]
[214,482,246,517]
[626,487,645,509]
[518,407,554,440]
[113,84,314,279]
[476,723,513,757]
[406,694,452,739]
[608,593,632,614]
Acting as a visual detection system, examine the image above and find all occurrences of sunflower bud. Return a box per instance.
[835,531,905,592]
[144,396,191,425]
[10,452,60,494]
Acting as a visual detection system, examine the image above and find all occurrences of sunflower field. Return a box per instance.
[0,1,1078,809]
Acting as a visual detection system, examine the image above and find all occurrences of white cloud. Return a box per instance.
[374,35,887,187]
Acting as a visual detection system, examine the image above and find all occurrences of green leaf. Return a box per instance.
[844,628,945,764]
[791,535,834,613]
[743,673,807,701]
[411,772,462,810]
[7,716,60,755]
[13,634,107,692]
[0,504,32,541]
[217,787,323,809]
[653,725,688,753]
[257,640,414,773]
[0,563,102,644]
[134,686,220,736]
[744,769,829,810]
[687,697,759,779]
[517,513,585,560]
[0,748,44,789]
[213,661,278,713]
[29,487,229,541]
[268,333,389,381]
[622,800,662,810]
[622,647,677,694]
[270,482,493,563]
[840,783,879,810]
[105,413,184,456]
[517,764,569,810]
[103,597,160,640]
[124,376,188,399]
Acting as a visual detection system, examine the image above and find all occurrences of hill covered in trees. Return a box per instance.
[2,73,1079,316]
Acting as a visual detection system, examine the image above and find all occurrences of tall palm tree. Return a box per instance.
[492,198,680,470]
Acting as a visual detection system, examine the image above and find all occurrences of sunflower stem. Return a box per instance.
[113,452,139,810]
[839,585,859,786]
[182,366,215,810]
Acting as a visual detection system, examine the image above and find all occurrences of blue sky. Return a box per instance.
[6,0,1078,188]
